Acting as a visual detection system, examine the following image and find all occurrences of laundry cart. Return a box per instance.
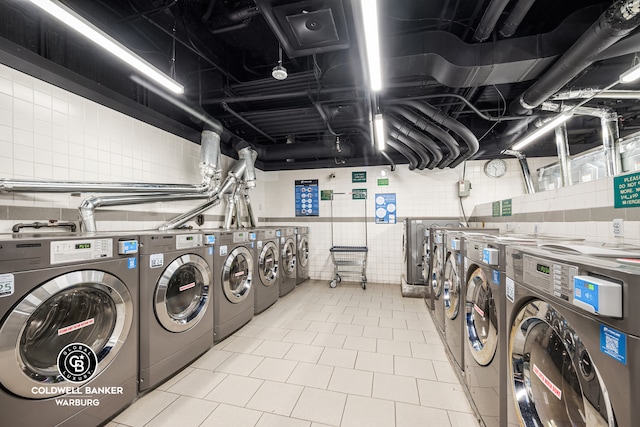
[328,191,368,289]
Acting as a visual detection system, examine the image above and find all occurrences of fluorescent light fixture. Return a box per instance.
[620,62,640,83]
[28,0,184,95]
[512,112,573,151]
[360,0,382,91]
[374,113,385,151]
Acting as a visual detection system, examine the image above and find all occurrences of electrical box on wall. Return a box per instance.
[458,180,471,197]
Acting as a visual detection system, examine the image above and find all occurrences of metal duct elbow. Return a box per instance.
[199,129,222,185]
[238,147,258,189]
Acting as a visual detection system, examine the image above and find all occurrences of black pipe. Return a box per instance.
[253,140,355,161]
[387,125,430,170]
[511,0,640,115]
[201,87,359,105]
[499,0,537,37]
[210,20,252,35]
[474,0,512,42]
[202,0,218,22]
[386,116,443,169]
[222,102,276,142]
[387,106,460,167]
[392,100,479,166]
[386,139,419,170]
[380,151,397,171]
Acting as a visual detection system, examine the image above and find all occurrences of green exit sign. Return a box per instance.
[352,171,367,183]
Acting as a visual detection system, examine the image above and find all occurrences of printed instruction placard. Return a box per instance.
[295,179,319,216]
[375,193,396,224]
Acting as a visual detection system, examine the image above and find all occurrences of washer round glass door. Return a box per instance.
[0,270,133,398]
[222,246,253,303]
[510,300,615,427]
[259,241,278,287]
[298,236,309,268]
[155,254,211,332]
[432,246,444,298]
[465,266,498,365]
[282,238,296,276]
[444,252,460,320]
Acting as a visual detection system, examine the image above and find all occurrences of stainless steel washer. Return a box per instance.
[253,228,279,314]
[279,227,297,297]
[294,226,309,285]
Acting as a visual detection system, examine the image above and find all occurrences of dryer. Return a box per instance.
[253,228,279,314]
[294,226,309,285]
[0,233,139,427]
[211,230,255,342]
[278,227,297,297]
[505,245,640,427]
[138,231,213,392]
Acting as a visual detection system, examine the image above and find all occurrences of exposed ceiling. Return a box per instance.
[3,0,640,171]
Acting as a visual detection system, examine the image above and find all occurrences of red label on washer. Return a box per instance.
[533,363,562,400]
[234,271,245,277]
[473,304,485,317]
[179,282,196,292]
[58,318,95,336]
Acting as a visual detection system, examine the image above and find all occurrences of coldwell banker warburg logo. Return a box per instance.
[57,343,98,383]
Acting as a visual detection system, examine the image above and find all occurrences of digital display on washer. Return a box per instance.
[536,263,550,274]
[186,236,194,241]
[75,243,91,250]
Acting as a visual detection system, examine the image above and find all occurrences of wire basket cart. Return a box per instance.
[329,191,368,289]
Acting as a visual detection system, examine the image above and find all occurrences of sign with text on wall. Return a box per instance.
[614,172,640,208]
[375,193,396,224]
[492,202,500,217]
[501,199,512,216]
[352,171,367,183]
[352,189,367,200]
[295,179,319,216]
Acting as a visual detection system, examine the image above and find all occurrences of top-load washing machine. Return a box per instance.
[253,228,279,314]
[138,231,213,392]
[506,244,640,427]
[210,230,255,342]
[278,227,297,297]
[0,233,139,427]
[294,226,309,285]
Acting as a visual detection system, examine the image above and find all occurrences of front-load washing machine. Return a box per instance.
[0,233,139,427]
[506,244,640,427]
[211,230,255,342]
[294,226,309,285]
[279,227,297,297]
[429,227,448,331]
[253,228,279,314]
[138,231,213,392]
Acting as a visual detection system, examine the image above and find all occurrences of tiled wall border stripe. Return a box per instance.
[471,206,636,223]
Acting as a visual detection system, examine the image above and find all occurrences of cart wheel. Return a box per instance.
[362,281,367,289]
[336,274,342,283]
[330,279,337,288]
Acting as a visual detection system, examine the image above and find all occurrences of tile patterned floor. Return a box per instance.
[109,280,480,427]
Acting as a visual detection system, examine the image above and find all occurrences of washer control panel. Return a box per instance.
[573,276,622,318]
[50,238,113,264]
[176,234,203,250]
[523,254,578,303]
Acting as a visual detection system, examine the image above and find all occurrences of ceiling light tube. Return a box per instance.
[360,0,382,91]
[374,114,385,151]
[28,0,184,94]
[620,62,640,83]
[512,112,573,151]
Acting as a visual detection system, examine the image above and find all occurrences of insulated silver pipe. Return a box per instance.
[502,149,536,194]
[223,193,236,230]
[0,179,211,194]
[551,89,640,100]
[200,130,222,183]
[554,123,572,187]
[238,147,258,189]
[243,185,257,228]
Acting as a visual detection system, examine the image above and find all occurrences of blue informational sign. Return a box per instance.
[600,324,627,364]
[374,193,396,224]
[492,270,500,285]
[127,258,137,269]
[295,179,319,216]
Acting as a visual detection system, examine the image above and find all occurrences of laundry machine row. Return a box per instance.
[253,228,280,314]
[294,226,309,285]
[278,227,297,297]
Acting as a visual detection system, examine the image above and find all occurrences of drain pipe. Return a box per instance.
[386,115,443,168]
[502,149,536,193]
[386,138,419,170]
[554,123,572,187]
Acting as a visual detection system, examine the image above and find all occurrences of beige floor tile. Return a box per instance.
[354,351,394,374]
[326,313,354,324]
[146,396,218,427]
[156,366,194,391]
[342,307,368,316]
[190,349,233,371]
[205,374,263,406]
[256,413,311,427]
[395,402,451,427]
[113,390,179,427]
[358,301,382,310]
[166,368,227,398]
[416,379,473,412]
[255,327,292,340]
[200,403,263,427]
[379,318,407,329]
[223,336,265,354]
[341,395,396,427]
[410,343,449,361]
[287,362,334,389]
[362,325,393,340]
[312,332,346,348]
[234,324,265,338]
[282,329,318,345]
[246,381,304,416]
[252,340,294,358]
[291,387,347,426]
[321,305,346,314]
[406,319,437,332]
[366,308,393,318]
[394,356,437,381]
[250,357,298,382]
[392,329,426,343]
[392,310,420,321]
[372,372,419,405]
[342,335,377,352]
[376,339,412,357]
[423,331,443,345]
[301,303,325,312]
[284,343,325,363]
[311,424,335,427]
[302,311,330,322]
[432,360,461,383]
[307,320,337,333]
[327,367,373,397]
[333,323,364,337]
[318,347,357,369]
[447,410,482,427]
[351,315,379,327]
[217,353,265,376]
